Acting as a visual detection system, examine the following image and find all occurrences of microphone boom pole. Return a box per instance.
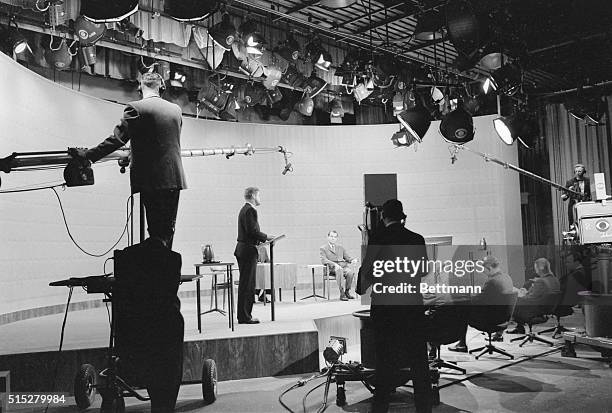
[452,144,583,199]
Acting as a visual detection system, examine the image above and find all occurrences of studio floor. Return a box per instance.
[3,290,612,412]
[9,336,612,413]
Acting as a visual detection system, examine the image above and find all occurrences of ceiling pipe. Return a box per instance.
[231,0,478,81]
[538,80,612,97]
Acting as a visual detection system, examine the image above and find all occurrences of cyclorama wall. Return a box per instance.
[0,52,523,316]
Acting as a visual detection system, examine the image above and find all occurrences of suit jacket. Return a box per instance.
[472,271,515,306]
[565,177,591,202]
[86,96,187,194]
[234,203,268,258]
[320,244,353,268]
[357,222,428,306]
[523,273,560,301]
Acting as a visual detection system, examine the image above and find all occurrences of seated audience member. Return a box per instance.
[507,257,560,334]
[320,230,358,301]
[449,256,515,352]
[255,245,271,303]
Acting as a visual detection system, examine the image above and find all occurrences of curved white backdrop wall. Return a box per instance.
[0,53,523,315]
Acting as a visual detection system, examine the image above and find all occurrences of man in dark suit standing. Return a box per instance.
[235,187,275,324]
[357,199,432,413]
[70,72,187,411]
[561,163,591,225]
[71,72,187,249]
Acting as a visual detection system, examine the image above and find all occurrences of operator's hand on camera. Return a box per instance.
[561,193,568,201]
[68,147,90,166]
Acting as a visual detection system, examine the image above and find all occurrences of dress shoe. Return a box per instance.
[345,291,355,299]
[238,318,260,324]
[448,344,468,353]
[258,295,270,303]
[340,294,349,301]
[506,326,525,334]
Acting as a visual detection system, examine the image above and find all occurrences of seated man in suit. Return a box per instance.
[320,230,358,301]
[508,257,561,334]
[449,256,515,352]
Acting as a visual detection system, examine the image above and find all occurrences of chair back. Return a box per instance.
[518,291,561,322]
[468,292,518,331]
[424,303,470,344]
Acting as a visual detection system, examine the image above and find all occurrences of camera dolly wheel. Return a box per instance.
[202,358,218,405]
[74,363,97,409]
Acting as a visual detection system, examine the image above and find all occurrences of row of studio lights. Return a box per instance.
[2,0,604,136]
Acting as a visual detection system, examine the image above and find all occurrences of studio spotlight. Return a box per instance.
[564,95,607,125]
[392,92,405,116]
[239,20,265,55]
[170,70,187,87]
[266,87,283,105]
[48,1,67,27]
[301,75,328,98]
[7,27,28,54]
[493,112,539,146]
[323,337,346,364]
[80,45,96,66]
[320,0,357,9]
[445,0,482,57]
[391,129,416,148]
[209,14,236,50]
[240,82,266,107]
[306,37,332,71]
[440,106,474,144]
[279,64,303,88]
[482,63,521,96]
[297,95,314,116]
[75,15,106,46]
[315,50,333,71]
[165,0,217,22]
[479,51,508,71]
[262,66,282,90]
[198,78,231,118]
[45,37,75,70]
[329,99,344,124]
[274,33,300,63]
[353,83,372,103]
[396,103,432,144]
[414,10,444,41]
[81,0,139,23]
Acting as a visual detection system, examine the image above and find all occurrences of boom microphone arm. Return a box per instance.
[0,144,292,187]
[451,144,583,199]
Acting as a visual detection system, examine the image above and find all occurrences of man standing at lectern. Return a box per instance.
[235,187,275,324]
[69,72,187,249]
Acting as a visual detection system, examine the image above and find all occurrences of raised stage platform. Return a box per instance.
[0,287,366,393]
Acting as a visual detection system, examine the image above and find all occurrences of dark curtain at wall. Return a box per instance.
[545,96,612,245]
[518,105,556,272]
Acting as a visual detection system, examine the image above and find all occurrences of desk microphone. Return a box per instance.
[282,162,292,175]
